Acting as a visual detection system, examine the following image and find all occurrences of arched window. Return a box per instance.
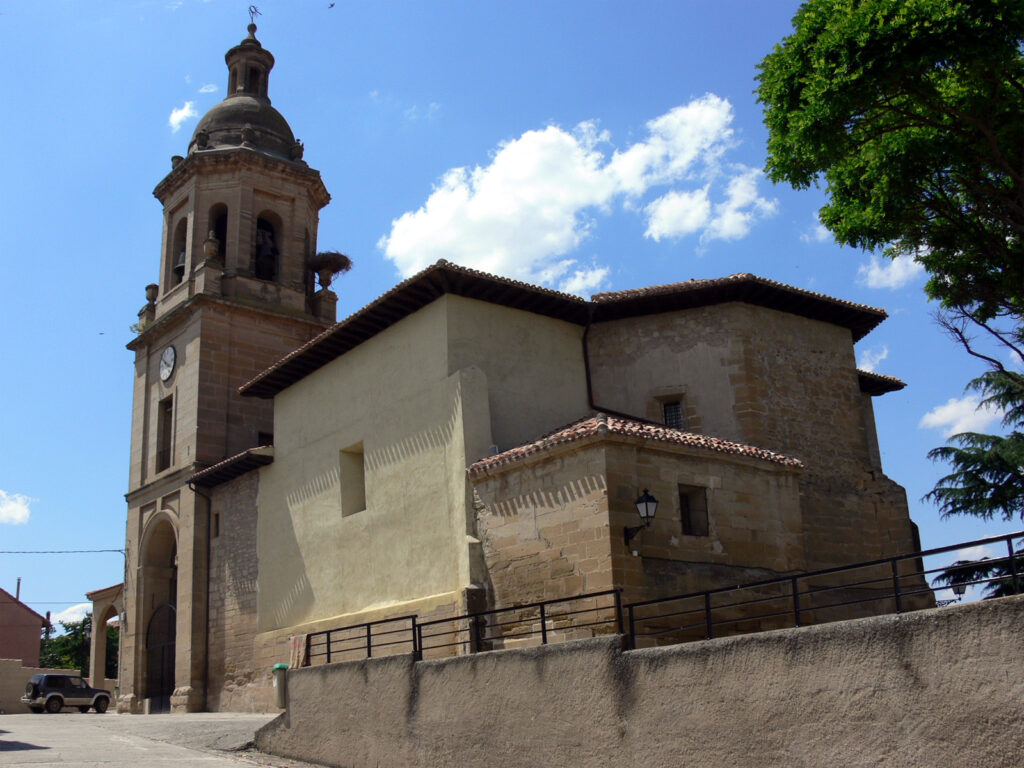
[209,204,228,262]
[169,218,187,287]
[253,213,281,282]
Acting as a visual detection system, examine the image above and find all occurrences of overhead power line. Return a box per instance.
[0,549,124,554]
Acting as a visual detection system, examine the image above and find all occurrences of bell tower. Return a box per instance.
[121,24,336,713]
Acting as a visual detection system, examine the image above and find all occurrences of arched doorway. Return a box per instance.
[145,603,176,713]
[141,517,177,713]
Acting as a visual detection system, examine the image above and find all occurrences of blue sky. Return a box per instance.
[0,1,1016,628]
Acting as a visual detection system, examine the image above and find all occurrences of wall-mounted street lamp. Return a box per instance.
[951,581,968,600]
[624,489,658,547]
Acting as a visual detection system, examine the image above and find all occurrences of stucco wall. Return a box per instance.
[0,595,44,667]
[258,596,1024,768]
[445,295,589,454]
[258,298,485,632]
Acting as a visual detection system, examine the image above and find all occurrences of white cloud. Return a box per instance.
[857,254,925,289]
[0,490,32,524]
[644,188,711,241]
[857,345,888,373]
[559,266,610,297]
[404,102,440,122]
[919,395,1002,437]
[198,83,218,94]
[800,214,831,244]
[700,167,777,244]
[52,603,91,628]
[378,95,773,289]
[168,101,198,133]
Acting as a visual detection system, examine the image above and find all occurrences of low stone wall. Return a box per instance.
[0,660,74,714]
[257,596,1024,767]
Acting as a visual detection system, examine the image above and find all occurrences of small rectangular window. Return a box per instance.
[663,400,683,429]
[258,431,274,446]
[340,442,366,516]
[156,396,174,472]
[679,484,709,537]
[213,513,220,539]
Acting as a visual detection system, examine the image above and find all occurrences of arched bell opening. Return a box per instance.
[141,518,177,713]
[169,218,188,288]
[253,212,282,282]
[208,203,228,262]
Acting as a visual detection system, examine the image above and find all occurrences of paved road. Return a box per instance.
[0,712,325,767]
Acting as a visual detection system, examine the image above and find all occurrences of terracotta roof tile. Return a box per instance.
[191,445,274,487]
[468,413,804,476]
[857,368,906,396]
[240,262,889,398]
[593,272,885,314]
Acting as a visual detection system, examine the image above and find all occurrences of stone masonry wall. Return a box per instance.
[207,470,265,712]
[588,303,919,570]
[603,441,804,606]
[257,595,1024,768]
[473,444,614,609]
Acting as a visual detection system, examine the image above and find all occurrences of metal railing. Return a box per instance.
[305,614,418,665]
[624,531,1023,649]
[415,589,622,659]
[299,532,1023,666]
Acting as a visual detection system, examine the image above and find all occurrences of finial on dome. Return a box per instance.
[248,5,261,25]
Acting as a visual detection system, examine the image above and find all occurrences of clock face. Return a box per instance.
[159,345,176,382]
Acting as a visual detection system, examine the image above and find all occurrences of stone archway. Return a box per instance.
[140,516,177,713]
[86,583,123,694]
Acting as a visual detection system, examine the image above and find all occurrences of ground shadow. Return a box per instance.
[0,740,50,752]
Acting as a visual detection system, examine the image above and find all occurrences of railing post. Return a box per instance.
[613,589,624,635]
[1008,537,1020,595]
[539,603,548,645]
[325,631,332,664]
[305,632,312,666]
[416,622,424,660]
[411,617,421,660]
[891,559,903,613]
[791,576,801,628]
[627,604,636,650]
[704,592,714,640]
[469,615,480,654]
[366,623,373,658]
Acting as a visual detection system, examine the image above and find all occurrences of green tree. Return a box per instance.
[39,613,119,679]
[757,0,1024,533]
[756,0,1024,364]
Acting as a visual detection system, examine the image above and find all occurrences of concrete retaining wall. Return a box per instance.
[257,596,1024,767]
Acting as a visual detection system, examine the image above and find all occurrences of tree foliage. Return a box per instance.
[757,0,1024,345]
[933,551,1023,599]
[925,370,1024,521]
[39,613,119,679]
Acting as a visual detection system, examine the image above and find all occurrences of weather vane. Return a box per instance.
[248,5,261,25]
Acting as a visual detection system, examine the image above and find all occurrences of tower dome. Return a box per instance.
[188,23,304,162]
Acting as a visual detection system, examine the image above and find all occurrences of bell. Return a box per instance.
[174,250,186,279]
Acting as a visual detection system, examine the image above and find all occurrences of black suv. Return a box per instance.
[21,674,111,714]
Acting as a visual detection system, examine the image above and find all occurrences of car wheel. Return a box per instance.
[45,697,62,714]
[29,706,43,714]
[78,706,90,713]
[94,697,109,714]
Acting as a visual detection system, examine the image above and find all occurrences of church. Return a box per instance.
[96,24,925,713]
